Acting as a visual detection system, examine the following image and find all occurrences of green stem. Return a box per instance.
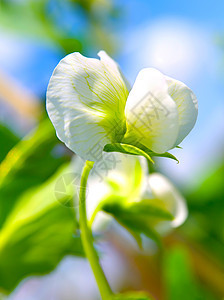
[89,201,104,227]
[79,161,113,300]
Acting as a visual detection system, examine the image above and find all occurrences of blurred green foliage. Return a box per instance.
[183,159,224,263]
[0,119,70,228]
[0,164,83,292]
[0,124,19,163]
[163,247,217,300]
[0,0,119,54]
[0,119,84,292]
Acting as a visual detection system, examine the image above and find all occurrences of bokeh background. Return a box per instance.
[0,0,224,299]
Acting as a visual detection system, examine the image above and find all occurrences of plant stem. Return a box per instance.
[89,201,104,227]
[79,161,113,300]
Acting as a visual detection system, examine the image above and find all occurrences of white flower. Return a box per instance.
[47,51,198,161]
[103,156,188,232]
[78,153,187,233]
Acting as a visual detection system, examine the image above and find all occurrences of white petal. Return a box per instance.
[99,152,147,201]
[46,52,129,161]
[166,76,198,145]
[98,50,131,91]
[88,153,147,229]
[148,173,188,227]
[124,68,179,153]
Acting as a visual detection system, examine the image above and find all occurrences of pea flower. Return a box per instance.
[47,51,198,161]
[102,154,188,232]
[75,153,188,235]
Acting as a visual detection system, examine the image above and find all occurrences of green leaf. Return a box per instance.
[118,217,161,248]
[147,151,179,163]
[136,143,179,163]
[0,119,70,228]
[0,123,19,163]
[103,143,154,164]
[112,291,153,299]
[124,200,174,220]
[101,199,174,247]
[104,143,179,164]
[0,163,84,293]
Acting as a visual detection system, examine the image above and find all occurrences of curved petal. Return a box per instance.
[46,51,129,161]
[100,152,147,201]
[166,76,198,145]
[98,50,131,91]
[148,173,188,228]
[124,68,179,153]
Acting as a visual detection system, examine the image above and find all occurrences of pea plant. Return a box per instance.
[46,50,198,300]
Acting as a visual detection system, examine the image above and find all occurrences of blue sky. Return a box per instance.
[116,0,224,30]
[0,0,224,186]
